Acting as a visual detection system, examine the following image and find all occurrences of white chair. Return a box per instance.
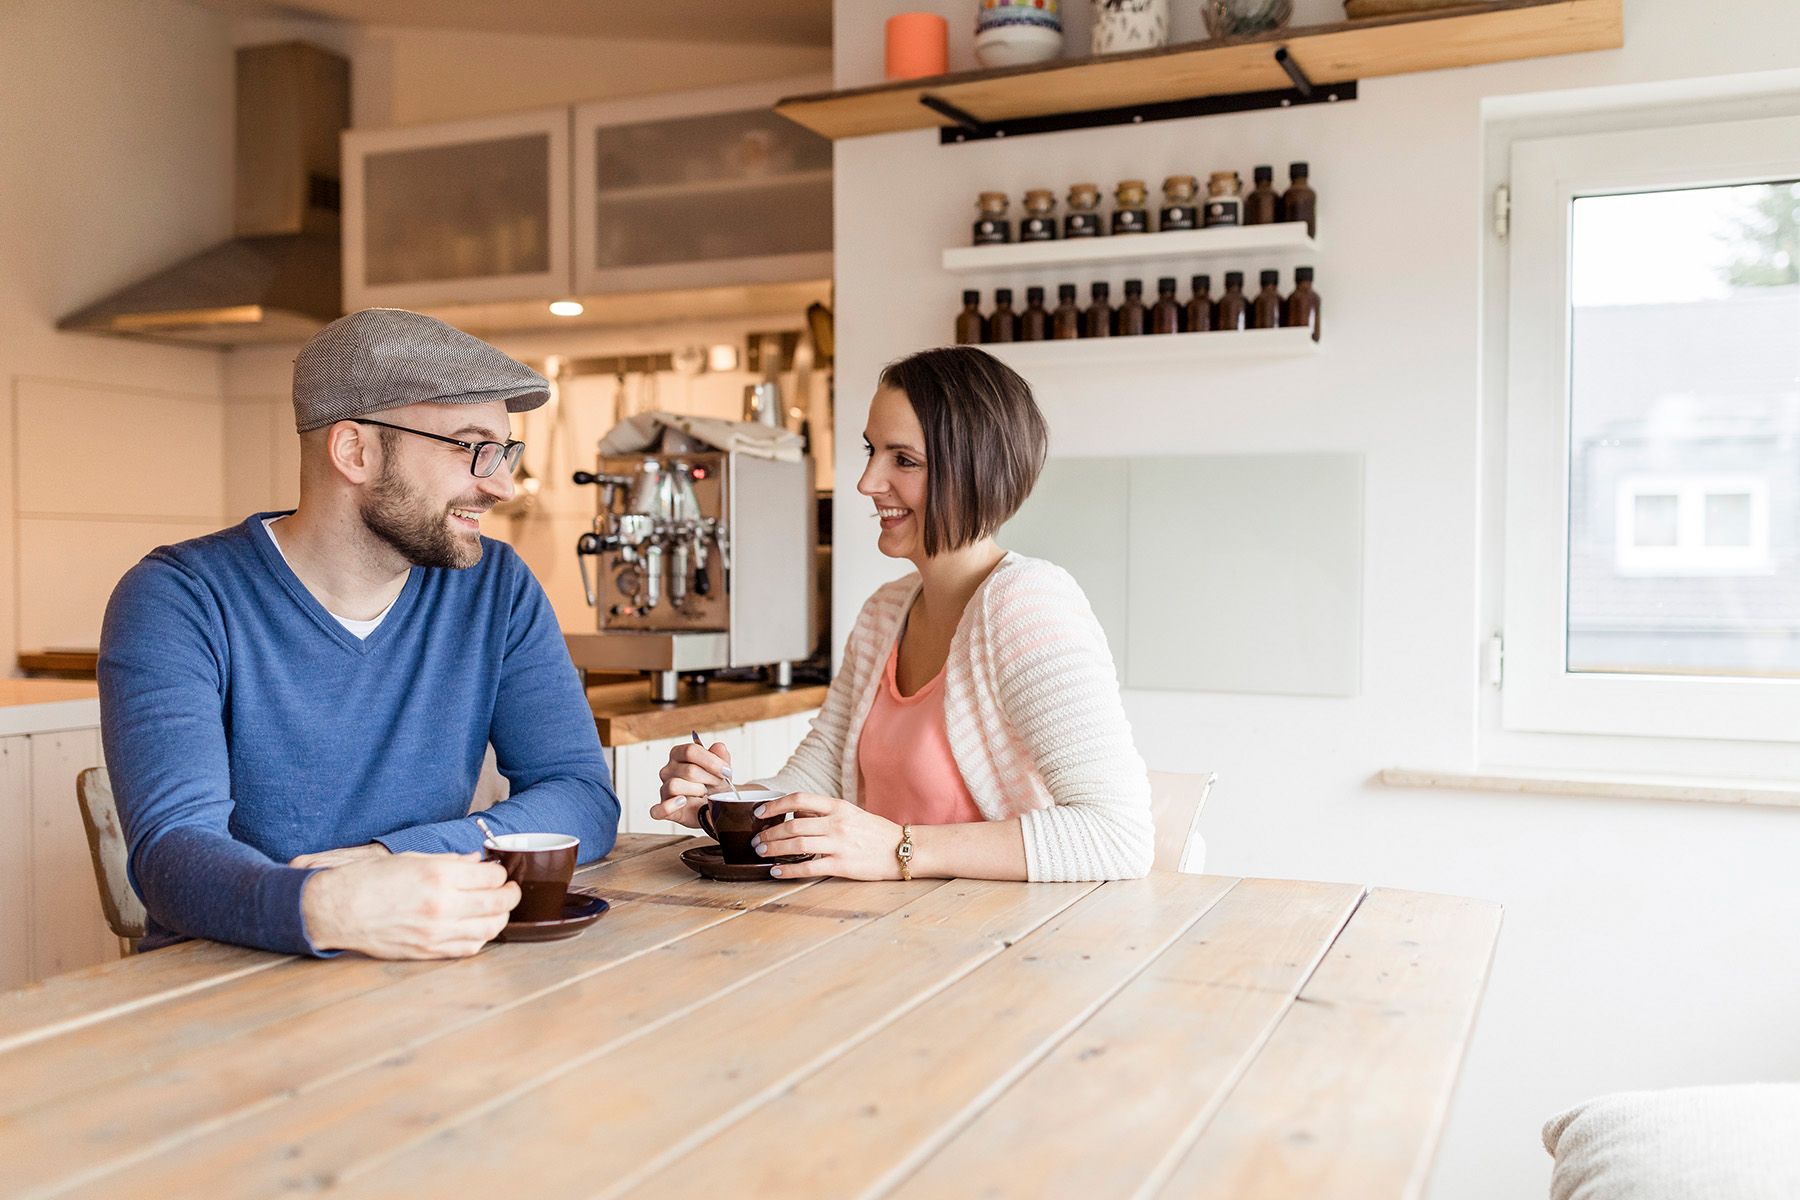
[1148,769,1215,874]
[75,767,147,953]
[1544,1085,1800,1200]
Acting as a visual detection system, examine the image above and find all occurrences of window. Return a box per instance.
[1502,115,1800,741]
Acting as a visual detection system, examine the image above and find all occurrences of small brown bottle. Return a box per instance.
[954,290,986,345]
[988,288,1018,343]
[1116,279,1148,336]
[1051,283,1082,339]
[1150,276,1184,334]
[1186,274,1215,333]
[1083,281,1114,338]
[1020,286,1050,341]
[1251,270,1284,329]
[1280,162,1316,237]
[1244,165,1279,225]
[1285,266,1321,341]
[1216,271,1249,331]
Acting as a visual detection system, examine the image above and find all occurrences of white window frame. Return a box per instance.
[1613,474,1771,574]
[1502,113,1800,743]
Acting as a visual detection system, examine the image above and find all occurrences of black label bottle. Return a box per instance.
[1150,277,1184,334]
[955,290,986,345]
[1065,183,1102,238]
[1021,286,1050,341]
[1285,266,1321,341]
[1251,270,1284,329]
[1280,162,1316,237]
[1116,279,1148,336]
[1021,188,1058,242]
[1051,283,1082,339]
[973,192,1012,245]
[1244,165,1279,225]
[989,288,1018,343]
[1160,175,1199,232]
[1203,171,1243,227]
[1112,180,1150,235]
[1083,281,1114,338]
[1216,271,1249,331]
[1187,274,1215,333]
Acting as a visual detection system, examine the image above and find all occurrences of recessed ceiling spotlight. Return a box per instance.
[549,300,584,317]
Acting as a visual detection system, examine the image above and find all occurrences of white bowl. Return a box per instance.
[974,22,1064,67]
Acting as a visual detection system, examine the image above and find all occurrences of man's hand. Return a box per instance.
[290,843,391,870]
[299,852,520,959]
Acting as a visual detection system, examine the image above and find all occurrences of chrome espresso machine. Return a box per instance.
[565,429,816,703]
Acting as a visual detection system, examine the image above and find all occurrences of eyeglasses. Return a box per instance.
[351,418,525,479]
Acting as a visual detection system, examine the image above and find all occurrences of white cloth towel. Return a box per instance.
[598,412,803,461]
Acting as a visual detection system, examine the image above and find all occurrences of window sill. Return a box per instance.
[1378,766,1800,810]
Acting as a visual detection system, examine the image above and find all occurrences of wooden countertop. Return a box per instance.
[588,679,828,746]
[0,679,100,708]
[17,650,99,680]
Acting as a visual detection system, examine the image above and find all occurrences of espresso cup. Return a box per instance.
[698,788,792,865]
[483,832,579,922]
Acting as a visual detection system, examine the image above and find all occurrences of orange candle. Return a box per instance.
[885,12,949,80]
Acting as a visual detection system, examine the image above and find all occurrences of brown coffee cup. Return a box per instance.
[483,832,579,922]
[698,789,794,865]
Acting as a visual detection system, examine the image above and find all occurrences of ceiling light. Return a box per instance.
[708,344,739,371]
[549,300,584,317]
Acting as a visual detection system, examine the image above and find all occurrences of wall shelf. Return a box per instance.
[944,222,1317,273]
[600,169,833,206]
[979,326,1318,369]
[776,0,1622,140]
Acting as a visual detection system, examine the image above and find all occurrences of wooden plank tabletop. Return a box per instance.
[586,680,828,745]
[0,834,1500,1200]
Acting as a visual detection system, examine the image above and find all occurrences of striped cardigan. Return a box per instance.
[757,552,1158,881]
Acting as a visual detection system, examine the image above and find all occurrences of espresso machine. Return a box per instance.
[565,428,816,703]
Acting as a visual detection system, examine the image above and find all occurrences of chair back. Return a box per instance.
[1148,770,1215,874]
[76,767,147,944]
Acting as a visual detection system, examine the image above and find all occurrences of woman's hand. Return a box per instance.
[751,792,905,880]
[650,741,731,829]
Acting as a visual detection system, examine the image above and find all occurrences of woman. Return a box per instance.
[651,346,1158,882]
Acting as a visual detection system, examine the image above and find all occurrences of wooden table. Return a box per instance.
[0,835,1500,1199]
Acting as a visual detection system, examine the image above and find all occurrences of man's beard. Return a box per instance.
[359,458,484,570]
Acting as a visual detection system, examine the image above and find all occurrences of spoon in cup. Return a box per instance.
[691,730,741,805]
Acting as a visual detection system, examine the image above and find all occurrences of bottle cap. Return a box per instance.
[1158,276,1177,290]
[1058,283,1077,300]
[1254,165,1273,183]
[1192,274,1211,291]
[1260,269,1279,285]
[1289,161,1309,177]
[1225,271,1244,286]
[1123,279,1143,295]
[995,288,1013,304]
[1027,285,1046,302]
[1091,281,1110,297]
[1295,266,1314,282]
[977,191,1010,211]
[962,290,980,305]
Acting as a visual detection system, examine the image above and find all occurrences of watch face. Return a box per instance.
[897,843,914,861]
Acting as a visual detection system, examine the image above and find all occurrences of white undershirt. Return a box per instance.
[263,516,398,640]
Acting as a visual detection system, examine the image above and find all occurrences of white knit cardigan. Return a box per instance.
[756,552,1158,881]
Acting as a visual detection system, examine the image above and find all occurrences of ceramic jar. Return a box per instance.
[1091,0,1169,55]
[975,0,1064,68]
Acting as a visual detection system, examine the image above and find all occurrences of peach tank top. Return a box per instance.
[856,640,984,826]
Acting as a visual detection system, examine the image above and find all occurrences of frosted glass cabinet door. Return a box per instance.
[343,108,572,309]
[573,76,833,295]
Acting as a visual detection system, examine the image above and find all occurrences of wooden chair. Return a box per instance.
[1148,769,1215,875]
[75,767,147,953]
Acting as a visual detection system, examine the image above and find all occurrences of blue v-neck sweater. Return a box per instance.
[98,513,618,956]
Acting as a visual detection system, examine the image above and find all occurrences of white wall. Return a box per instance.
[828,2,1800,1197]
[0,0,233,672]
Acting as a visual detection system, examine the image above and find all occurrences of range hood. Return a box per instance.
[58,42,349,347]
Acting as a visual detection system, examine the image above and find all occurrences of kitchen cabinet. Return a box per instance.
[573,75,833,296]
[342,108,573,310]
[608,708,818,836]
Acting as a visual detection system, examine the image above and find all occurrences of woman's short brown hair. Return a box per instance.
[878,346,1049,556]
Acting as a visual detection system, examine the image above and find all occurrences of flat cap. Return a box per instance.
[292,308,548,433]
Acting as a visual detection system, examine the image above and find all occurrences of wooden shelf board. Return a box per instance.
[600,169,833,206]
[980,325,1319,369]
[776,0,1622,140]
[944,222,1317,273]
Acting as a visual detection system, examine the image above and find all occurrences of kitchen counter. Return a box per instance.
[0,679,102,737]
[587,679,828,746]
[17,650,99,680]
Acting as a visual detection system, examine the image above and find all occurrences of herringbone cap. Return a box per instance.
[292,308,548,433]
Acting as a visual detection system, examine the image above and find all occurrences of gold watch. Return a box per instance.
[896,824,915,881]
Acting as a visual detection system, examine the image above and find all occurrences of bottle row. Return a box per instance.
[954,269,1321,344]
[972,162,1318,245]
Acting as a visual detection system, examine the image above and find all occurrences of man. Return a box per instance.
[99,308,618,959]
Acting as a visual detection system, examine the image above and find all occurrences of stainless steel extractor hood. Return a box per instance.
[58,42,349,347]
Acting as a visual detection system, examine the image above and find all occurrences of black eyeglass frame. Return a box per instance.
[351,418,525,479]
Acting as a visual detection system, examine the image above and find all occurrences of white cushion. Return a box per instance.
[1544,1085,1800,1200]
